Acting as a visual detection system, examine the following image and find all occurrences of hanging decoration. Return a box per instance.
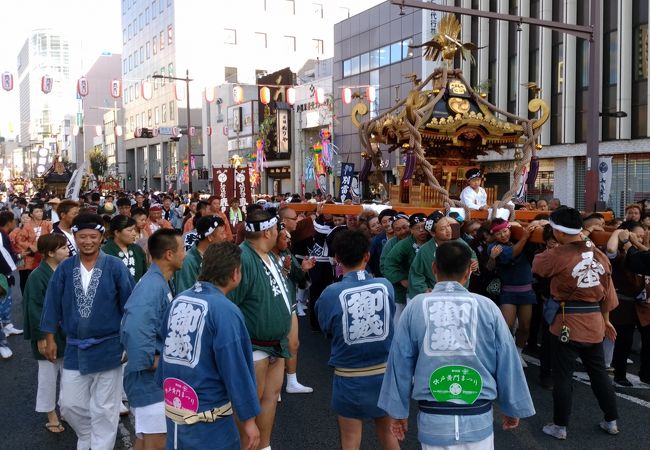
[311,142,325,176]
[286,87,296,105]
[342,87,352,104]
[204,86,215,103]
[304,155,315,181]
[41,75,53,94]
[255,139,265,174]
[315,87,325,104]
[233,85,244,103]
[2,72,13,91]
[174,82,185,101]
[110,79,122,98]
[260,86,271,105]
[77,77,89,97]
[141,81,153,100]
[319,128,335,170]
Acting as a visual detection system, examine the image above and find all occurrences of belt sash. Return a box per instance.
[561,300,601,314]
[418,399,492,416]
[334,362,387,377]
[165,401,233,425]
[66,333,119,350]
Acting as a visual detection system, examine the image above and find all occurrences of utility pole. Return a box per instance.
[392,0,603,211]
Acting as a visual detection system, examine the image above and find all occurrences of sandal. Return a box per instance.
[45,422,65,433]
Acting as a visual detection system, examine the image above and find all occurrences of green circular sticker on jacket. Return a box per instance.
[429,365,483,404]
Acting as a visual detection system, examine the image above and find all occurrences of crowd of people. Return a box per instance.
[0,176,649,450]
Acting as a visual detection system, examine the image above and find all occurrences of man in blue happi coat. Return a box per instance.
[158,241,260,450]
[379,241,535,450]
[121,229,186,450]
[316,230,400,450]
[41,213,135,450]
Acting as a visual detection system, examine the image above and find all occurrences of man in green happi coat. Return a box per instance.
[408,212,477,298]
[228,209,293,450]
[173,215,226,293]
[379,213,411,277]
[382,213,429,323]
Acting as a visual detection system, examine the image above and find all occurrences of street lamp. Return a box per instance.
[153,69,194,193]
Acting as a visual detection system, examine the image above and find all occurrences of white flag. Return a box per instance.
[65,160,88,200]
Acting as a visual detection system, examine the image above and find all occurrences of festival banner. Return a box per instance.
[598,157,614,204]
[234,166,253,206]
[65,160,88,201]
[212,167,235,211]
[339,163,355,202]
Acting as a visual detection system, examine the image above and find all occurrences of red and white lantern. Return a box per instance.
[2,72,13,91]
[174,82,185,101]
[204,87,215,103]
[315,87,325,105]
[232,85,244,104]
[141,81,153,100]
[114,125,123,137]
[206,126,213,136]
[342,87,352,104]
[110,79,122,98]
[41,75,53,94]
[260,86,271,105]
[77,77,89,97]
[188,127,196,137]
[366,86,376,103]
[286,87,296,105]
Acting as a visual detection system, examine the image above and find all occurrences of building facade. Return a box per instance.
[334,0,650,215]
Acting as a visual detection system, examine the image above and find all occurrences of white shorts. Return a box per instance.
[422,434,494,450]
[252,350,270,362]
[132,401,166,438]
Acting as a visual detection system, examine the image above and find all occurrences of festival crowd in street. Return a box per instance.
[1,171,650,450]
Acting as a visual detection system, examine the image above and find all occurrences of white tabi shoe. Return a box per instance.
[542,423,567,440]
[0,346,12,359]
[286,382,314,394]
[3,323,23,336]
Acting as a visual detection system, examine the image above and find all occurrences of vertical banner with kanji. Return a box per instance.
[234,167,253,206]
[277,110,289,153]
[598,157,613,204]
[212,167,235,211]
[339,163,355,202]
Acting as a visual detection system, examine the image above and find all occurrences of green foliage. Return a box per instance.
[88,148,108,177]
[256,107,277,152]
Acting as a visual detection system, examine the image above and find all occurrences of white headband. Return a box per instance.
[245,216,278,232]
[71,224,105,234]
[549,219,582,235]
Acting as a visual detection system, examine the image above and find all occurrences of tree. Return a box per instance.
[88,148,108,178]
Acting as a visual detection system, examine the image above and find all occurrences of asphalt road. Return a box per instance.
[3,279,650,449]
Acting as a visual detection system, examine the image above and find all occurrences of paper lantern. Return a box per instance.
[141,81,153,100]
[77,77,89,97]
[110,79,122,98]
[206,126,213,136]
[342,87,352,104]
[204,87,215,103]
[72,125,80,136]
[260,86,271,105]
[232,85,243,103]
[95,125,103,136]
[2,72,13,91]
[315,87,325,104]
[115,125,123,137]
[366,86,376,103]
[286,87,296,105]
[174,82,185,101]
[41,75,53,94]
[188,127,196,136]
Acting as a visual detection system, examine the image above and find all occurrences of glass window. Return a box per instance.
[224,28,237,45]
[160,67,166,85]
[168,62,174,76]
[123,59,127,74]
[160,31,165,50]
[146,41,151,59]
[153,36,157,54]
[605,31,618,84]
[402,38,413,59]
[370,49,380,69]
[155,106,160,125]
[169,101,175,121]
[140,46,144,62]
[123,28,127,44]
[390,42,402,64]
[168,25,173,45]
[284,35,296,52]
[159,0,164,13]
[145,7,149,24]
[349,55,360,76]
[360,52,370,72]
[153,71,158,89]
[379,45,390,66]
[225,66,238,83]
[135,82,140,99]
[151,1,156,18]
[139,13,143,31]
[370,70,379,118]
[343,59,351,77]
[634,25,648,81]
[313,39,324,55]
[162,103,167,122]
[285,0,295,15]
[255,32,267,49]
[313,3,323,18]
[128,54,132,70]
[148,109,153,127]
[128,24,132,40]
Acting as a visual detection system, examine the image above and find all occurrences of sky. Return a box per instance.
[0,0,122,138]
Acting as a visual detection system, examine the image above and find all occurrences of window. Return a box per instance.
[255,32,267,49]
[343,59,351,77]
[605,31,618,84]
[153,71,159,89]
[155,106,160,125]
[285,0,295,15]
[360,52,369,72]
[313,39,324,55]
[159,0,164,13]
[402,39,413,59]
[133,19,137,36]
[151,1,156,18]
[148,109,153,127]
[145,7,150,24]
[160,67,166,85]
[169,101,175,121]
[379,45,390,66]
[256,69,268,79]
[133,51,138,67]
[349,56,359,75]
[130,85,135,102]
[135,82,140,99]
[153,36,157,54]
[168,62,174,76]
[370,70,379,118]
[123,28,127,44]
[136,114,141,128]
[390,42,401,64]
[160,31,165,50]
[146,41,151,59]
[130,116,134,132]
[123,59,127,74]
[370,49,380,69]
[139,13,143,31]
[313,3,323,18]
[224,28,237,44]
[284,35,296,52]
[634,25,648,81]
[140,46,144,63]
[162,103,167,122]
[128,24,132,40]
[167,25,173,45]
[225,66,238,83]
[128,54,132,71]
[339,6,350,19]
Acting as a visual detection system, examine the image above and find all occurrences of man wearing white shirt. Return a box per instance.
[460,168,488,211]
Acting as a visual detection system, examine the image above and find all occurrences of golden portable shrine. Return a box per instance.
[351,14,549,219]
[32,156,73,196]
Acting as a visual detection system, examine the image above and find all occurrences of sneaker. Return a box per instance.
[614,378,633,388]
[3,323,23,336]
[296,303,306,317]
[119,402,129,416]
[599,420,619,435]
[286,382,314,394]
[0,346,13,359]
[627,358,634,365]
[543,423,567,440]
